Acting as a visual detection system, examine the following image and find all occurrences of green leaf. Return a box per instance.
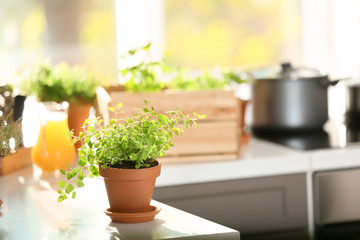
[130,153,137,160]
[149,137,155,146]
[65,184,74,194]
[90,165,99,176]
[67,171,75,180]
[60,169,65,175]
[184,119,188,129]
[58,181,66,188]
[72,191,76,199]
[141,151,148,160]
[116,103,123,109]
[157,114,168,124]
[199,114,206,119]
[143,42,151,50]
[57,190,62,194]
[57,195,65,203]
[128,49,136,55]
[108,107,115,112]
[78,159,86,167]
[77,180,85,187]
[77,172,84,180]
[89,165,96,173]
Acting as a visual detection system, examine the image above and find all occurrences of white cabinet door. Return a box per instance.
[154,173,308,234]
[314,168,360,225]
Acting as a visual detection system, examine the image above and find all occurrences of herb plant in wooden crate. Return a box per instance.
[57,101,203,223]
[98,44,248,163]
[0,85,29,176]
[0,111,22,209]
[0,85,24,208]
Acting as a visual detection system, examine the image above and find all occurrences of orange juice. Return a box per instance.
[32,104,75,172]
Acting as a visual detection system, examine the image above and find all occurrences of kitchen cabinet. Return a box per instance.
[154,173,308,235]
[313,167,360,225]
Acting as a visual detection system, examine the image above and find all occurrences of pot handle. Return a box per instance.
[328,79,340,86]
[324,77,350,87]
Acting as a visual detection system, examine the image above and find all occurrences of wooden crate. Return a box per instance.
[96,87,242,163]
[0,147,32,175]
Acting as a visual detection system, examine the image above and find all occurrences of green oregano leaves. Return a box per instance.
[57,100,205,202]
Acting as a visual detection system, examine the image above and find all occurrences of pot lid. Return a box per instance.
[253,62,323,80]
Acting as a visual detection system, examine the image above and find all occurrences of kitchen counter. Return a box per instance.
[0,167,240,240]
[155,137,360,237]
[157,138,360,187]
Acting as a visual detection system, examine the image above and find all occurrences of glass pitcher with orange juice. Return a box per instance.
[31,101,75,172]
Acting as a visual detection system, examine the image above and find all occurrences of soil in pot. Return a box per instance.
[99,160,161,218]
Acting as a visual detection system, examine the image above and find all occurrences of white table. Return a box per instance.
[0,166,240,240]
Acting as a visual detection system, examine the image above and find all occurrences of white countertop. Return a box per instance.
[310,144,360,171]
[0,167,240,240]
[156,138,360,187]
[2,137,359,240]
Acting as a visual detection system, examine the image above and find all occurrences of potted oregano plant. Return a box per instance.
[57,100,204,223]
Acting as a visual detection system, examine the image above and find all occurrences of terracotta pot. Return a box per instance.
[99,161,161,213]
[68,100,92,150]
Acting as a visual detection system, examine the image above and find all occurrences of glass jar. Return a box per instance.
[31,101,75,172]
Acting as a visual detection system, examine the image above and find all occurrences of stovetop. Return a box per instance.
[252,120,360,151]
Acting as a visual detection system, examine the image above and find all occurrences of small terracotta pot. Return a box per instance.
[68,100,92,150]
[99,162,161,213]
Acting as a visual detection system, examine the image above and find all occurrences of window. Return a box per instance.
[165,0,302,69]
[0,0,117,84]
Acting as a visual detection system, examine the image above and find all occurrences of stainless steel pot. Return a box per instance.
[251,63,339,132]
